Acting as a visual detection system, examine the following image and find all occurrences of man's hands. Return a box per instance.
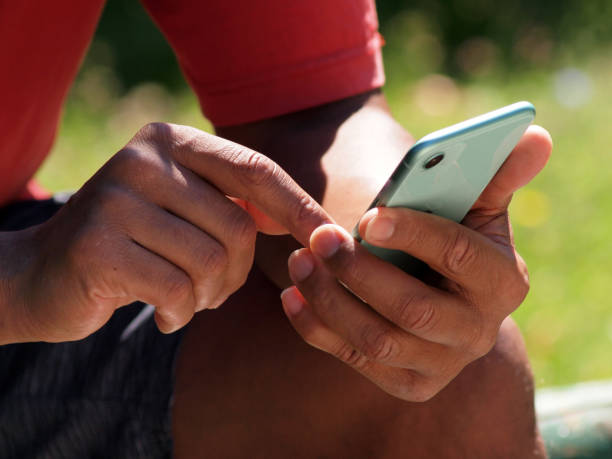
[280,125,552,401]
[0,123,331,344]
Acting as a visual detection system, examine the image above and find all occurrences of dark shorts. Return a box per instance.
[0,196,184,459]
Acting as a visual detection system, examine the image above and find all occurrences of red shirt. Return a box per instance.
[0,0,384,206]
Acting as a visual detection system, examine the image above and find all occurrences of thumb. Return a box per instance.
[474,125,552,212]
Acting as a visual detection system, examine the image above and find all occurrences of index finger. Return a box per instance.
[165,124,333,246]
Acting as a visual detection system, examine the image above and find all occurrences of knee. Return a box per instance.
[471,317,536,402]
[435,317,546,458]
[333,318,546,458]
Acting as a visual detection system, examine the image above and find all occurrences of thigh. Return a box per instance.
[172,269,545,458]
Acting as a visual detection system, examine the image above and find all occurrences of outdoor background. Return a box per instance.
[36,0,612,388]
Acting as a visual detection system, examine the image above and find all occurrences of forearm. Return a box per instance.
[215,90,413,286]
[216,90,411,219]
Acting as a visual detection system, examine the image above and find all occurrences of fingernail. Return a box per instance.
[281,287,303,316]
[366,217,395,241]
[288,249,314,282]
[311,225,342,259]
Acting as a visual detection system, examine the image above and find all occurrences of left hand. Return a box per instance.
[280,125,552,401]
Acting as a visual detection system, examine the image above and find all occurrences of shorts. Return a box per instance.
[0,196,184,458]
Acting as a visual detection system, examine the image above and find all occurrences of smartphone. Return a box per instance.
[354,101,536,274]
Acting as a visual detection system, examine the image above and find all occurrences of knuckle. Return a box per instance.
[163,271,192,305]
[136,122,174,145]
[111,124,178,177]
[396,293,439,333]
[442,229,478,276]
[334,343,370,370]
[391,371,434,402]
[307,284,335,315]
[293,193,319,228]
[399,218,427,250]
[469,338,495,362]
[111,146,156,179]
[491,254,530,316]
[234,264,253,293]
[479,330,498,356]
[85,296,115,322]
[227,206,257,247]
[199,243,228,274]
[233,149,279,188]
[327,244,362,283]
[169,126,211,158]
[296,320,320,348]
[512,257,530,304]
[465,317,497,359]
[434,355,461,381]
[360,326,399,363]
[518,272,530,300]
[408,382,439,403]
[221,264,252,304]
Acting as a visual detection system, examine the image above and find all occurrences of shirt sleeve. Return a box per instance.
[141,0,385,126]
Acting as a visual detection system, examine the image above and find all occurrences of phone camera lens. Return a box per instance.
[424,153,444,169]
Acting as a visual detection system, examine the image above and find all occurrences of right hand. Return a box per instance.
[1,123,331,343]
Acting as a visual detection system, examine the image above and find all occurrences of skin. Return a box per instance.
[173,91,551,456]
[0,122,332,344]
[217,90,552,401]
[0,91,552,456]
[173,268,543,458]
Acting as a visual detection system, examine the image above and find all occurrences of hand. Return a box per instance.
[280,125,552,401]
[216,90,413,287]
[1,123,331,344]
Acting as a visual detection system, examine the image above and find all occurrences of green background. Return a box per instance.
[36,1,612,388]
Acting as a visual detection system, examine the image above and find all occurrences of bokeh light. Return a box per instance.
[554,68,593,108]
[511,188,551,228]
[413,74,461,116]
[455,37,500,77]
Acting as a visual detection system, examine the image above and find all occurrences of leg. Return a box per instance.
[172,268,545,458]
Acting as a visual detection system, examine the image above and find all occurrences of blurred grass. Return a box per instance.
[35,13,612,388]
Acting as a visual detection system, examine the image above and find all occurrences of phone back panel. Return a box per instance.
[358,101,535,273]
